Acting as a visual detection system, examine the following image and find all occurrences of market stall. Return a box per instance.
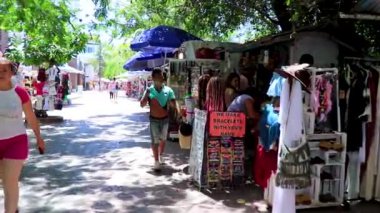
[22,66,68,117]
[116,71,152,99]
[264,66,347,211]
[183,62,354,213]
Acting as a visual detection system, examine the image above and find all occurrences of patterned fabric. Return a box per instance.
[275,141,311,189]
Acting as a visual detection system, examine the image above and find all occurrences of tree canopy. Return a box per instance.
[0,0,88,67]
[102,42,135,79]
[95,0,380,55]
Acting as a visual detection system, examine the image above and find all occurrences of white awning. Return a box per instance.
[59,65,84,75]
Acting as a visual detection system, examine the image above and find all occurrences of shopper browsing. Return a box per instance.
[140,68,177,171]
[0,57,45,213]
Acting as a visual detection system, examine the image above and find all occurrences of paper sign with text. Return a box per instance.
[209,112,246,137]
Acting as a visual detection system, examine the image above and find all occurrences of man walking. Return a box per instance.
[140,68,177,171]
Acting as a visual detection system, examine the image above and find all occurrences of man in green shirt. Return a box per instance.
[140,68,177,171]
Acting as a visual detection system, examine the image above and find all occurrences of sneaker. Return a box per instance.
[153,161,161,171]
[159,155,165,165]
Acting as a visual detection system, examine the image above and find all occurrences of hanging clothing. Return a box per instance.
[313,74,334,123]
[33,81,45,96]
[267,73,284,97]
[360,66,380,201]
[273,79,305,213]
[363,67,379,168]
[346,66,367,152]
[255,104,280,189]
[259,104,280,151]
[346,151,361,200]
[254,145,277,189]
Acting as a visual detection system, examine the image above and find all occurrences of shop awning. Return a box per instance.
[59,65,84,75]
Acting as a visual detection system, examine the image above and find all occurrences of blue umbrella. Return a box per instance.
[130,25,201,52]
[135,51,175,61]
[123,52,165,71]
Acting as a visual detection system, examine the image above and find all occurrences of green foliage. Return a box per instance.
[102,43,135,79]
[0,0,88,67]
[93,0,290,40]
[94,0,380,55]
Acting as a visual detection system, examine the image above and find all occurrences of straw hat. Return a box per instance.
[275,63,311,92]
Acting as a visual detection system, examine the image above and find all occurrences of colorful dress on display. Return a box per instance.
[255,104,280,189]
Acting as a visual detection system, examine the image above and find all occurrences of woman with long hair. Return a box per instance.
[205,76,225,112]
[0,57,45,212]
[224,72,240,108]
[197,74,211,110]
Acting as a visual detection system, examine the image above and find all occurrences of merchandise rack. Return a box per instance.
[296,132,347,209]
[264,67,346,210]
[264,132,347,209]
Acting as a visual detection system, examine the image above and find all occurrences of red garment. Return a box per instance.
[254,144,278,189]
[32,81,45,96]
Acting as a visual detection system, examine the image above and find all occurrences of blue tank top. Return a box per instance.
[227,94,253,114]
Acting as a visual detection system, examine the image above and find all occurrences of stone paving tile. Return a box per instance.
[1,91,379,213]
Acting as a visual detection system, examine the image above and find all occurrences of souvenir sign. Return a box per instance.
[209,112,246,138]
[207,140,220,184]
[232,139,245,185]
[220,137,233,186]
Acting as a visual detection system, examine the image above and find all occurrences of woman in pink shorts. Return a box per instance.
[0,56,45,213]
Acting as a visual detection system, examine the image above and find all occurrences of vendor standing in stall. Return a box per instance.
[140,68,177,171]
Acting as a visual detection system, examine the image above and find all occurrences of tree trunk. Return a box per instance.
[271,0,292,31]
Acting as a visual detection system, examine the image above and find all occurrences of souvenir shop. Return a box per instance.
[180,30,380,211]
[24,66,70,117]
[166,41,243,141]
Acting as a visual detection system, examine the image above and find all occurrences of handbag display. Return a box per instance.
[275,138,311,189]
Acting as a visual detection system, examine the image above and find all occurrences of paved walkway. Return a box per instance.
[1,91,379,213]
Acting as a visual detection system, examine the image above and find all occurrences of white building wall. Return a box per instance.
[291,32,339,67]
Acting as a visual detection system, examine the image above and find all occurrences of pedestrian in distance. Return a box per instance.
[140,68,177,171]
[108,78,117,101]
[0,56,45,213]
[114,80,119,101]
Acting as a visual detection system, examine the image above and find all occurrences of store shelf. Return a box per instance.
[307,133,340,141]
[311,163,344,168]
[296,202,341,209]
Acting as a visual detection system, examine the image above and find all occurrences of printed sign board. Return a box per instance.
[209,112,246,138]
[189,109,207,186]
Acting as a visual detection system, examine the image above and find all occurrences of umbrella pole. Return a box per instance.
[164,51,167,66]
